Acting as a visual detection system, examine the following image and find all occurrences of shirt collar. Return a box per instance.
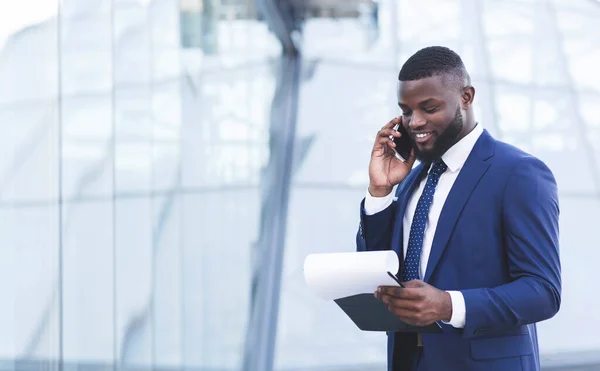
[440,123,484,173]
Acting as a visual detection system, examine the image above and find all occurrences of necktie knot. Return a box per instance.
[431,160,448,176]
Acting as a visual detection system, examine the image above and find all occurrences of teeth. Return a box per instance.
[416,133,429,138]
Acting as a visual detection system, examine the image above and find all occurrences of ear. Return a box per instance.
[461,86,475,109]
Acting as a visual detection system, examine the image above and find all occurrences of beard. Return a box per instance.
[413,106,464,164]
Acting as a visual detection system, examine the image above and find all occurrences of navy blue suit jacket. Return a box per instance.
[356,130,561,371]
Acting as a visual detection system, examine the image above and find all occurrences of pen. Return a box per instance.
[387,271,405,288]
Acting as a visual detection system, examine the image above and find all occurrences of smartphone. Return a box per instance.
[391,123,413,162]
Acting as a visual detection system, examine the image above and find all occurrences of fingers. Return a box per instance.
[381,116,401,131]
[377,290,436,327]
[378,293,419,311]
[387,306,434,327]
[378,128,401,139]
[373,133,396,156]
[377,118,403,142]
[376,282,442,326]
[375,131,397,148]
[377,282,424,298]
[373,119,403,154]
[401,280,425,289]
[387,306,418,319]
[377,286,402,297]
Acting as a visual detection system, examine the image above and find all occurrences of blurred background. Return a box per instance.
[0,0,599,371]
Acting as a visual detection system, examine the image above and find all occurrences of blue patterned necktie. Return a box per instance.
[402,160,448,282]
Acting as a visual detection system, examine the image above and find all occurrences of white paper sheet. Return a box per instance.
[303,250,401,301]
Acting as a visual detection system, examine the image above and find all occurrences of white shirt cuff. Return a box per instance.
[364,188,395,215]
[442,290,466,328]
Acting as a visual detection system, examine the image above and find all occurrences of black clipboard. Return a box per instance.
[334,294,443,333]
[333,272,442,333]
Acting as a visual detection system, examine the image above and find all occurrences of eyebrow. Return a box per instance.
[398,98,440,109]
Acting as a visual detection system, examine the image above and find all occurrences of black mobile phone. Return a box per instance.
[391,123,413,162]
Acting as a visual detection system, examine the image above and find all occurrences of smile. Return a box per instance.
[414,132,433,143]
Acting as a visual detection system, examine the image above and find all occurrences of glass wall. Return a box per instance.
[0,0,280,370]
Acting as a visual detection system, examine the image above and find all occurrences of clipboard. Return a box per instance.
[303,251,443,333]
[334,293,443,333]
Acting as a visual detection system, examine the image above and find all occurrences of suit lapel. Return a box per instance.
[423,130,495,282]
[391,163,427,275]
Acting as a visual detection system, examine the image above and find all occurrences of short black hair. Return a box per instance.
[398,46,470,89]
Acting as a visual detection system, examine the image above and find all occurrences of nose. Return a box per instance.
[408,111,426,129]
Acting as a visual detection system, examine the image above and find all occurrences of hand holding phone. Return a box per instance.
[368,117,416,197]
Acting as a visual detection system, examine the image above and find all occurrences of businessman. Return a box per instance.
[356,46,561,371]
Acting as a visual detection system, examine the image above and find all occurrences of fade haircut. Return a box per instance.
[398,46,471,90]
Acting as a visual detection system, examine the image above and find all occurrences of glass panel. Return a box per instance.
[0,3,60,200]
[14,206,60,365]
[114,198,152,366]
[397,0,461,53]
[529,3,570,88]
[1,0,283,370]
[61,96,114,199]
[149,0,180,50]
[0,102,59,203]
[152,195,183,367]
[151,80,181,192]
[62,201,114,362]
[552,0,600,13]
[495,86,598,194]
[61,0,110,18]
[0,206,16,363]
[181,2,280,66]
[580,94,600,185]
[180,65,274,188]
[60,14,112,96]
[580,94,600,129]
[114,7,151,86]
[59,1,115,366]
[557,9,600,93]
[177,9,277,365]
[293,63,396,185]
[0,2,60,371]
[302,0,394,65]
[483,1,535,85]
[0,7,58,105]
[115,87,152,194]
[537,197,600,355]
[181,191,259,368]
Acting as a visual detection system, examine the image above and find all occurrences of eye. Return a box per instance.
[424,107,439,114]
[401,110,412,117]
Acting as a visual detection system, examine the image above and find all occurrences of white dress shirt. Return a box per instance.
[364,123,484,328]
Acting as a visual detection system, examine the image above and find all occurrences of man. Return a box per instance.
[356,46,561,371]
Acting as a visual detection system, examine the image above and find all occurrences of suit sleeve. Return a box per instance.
[356,191,398,252]
[460,156,561,338]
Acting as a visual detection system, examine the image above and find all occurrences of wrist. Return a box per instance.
[368,185,393,198]
[440,291,453,322]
